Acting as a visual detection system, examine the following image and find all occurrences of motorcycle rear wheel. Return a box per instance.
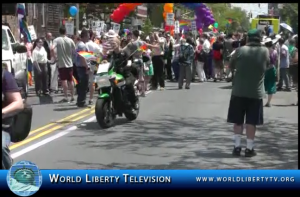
[124,98,140,121]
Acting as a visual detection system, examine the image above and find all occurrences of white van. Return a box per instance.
[2,24,28,98]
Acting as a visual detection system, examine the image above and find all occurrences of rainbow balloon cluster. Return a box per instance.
[181,3,215,29]
[110,3,142,23]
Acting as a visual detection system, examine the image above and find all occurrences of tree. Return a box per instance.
[207,4,250,32]
[142,18,153,35]
[279,3,298,33]
[148,3,164,27]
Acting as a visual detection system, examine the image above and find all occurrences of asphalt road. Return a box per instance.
[26,89,91,130]
[12,82,298,169]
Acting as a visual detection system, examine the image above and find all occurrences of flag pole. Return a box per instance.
[76,3,80,36]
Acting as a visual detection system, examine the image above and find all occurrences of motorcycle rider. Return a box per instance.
[108,36,139,112]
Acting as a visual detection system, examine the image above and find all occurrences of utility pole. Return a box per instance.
[76,3,80,36]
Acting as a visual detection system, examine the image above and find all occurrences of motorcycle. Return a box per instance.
[94,55,150,128]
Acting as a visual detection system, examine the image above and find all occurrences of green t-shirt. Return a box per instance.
[229,43,269,99]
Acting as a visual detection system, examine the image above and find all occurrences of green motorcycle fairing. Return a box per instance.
[98,66,124,99]
[99,93,109,98]
[108,67,124,80]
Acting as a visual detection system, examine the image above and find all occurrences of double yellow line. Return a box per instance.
[10,106,95,150]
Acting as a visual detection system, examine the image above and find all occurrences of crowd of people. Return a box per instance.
[18,25,298,111]
[3,24,297,163]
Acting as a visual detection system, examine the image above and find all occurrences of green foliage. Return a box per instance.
[279,4,298,33]
[206,3,250,32]
[148,3,164,27]
[142,18,153,35]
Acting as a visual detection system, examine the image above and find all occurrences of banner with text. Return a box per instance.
[1,170,299,190]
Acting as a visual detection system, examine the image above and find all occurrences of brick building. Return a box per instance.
[2,3,65,40]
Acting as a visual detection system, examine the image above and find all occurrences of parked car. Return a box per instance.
[2,24,28,98]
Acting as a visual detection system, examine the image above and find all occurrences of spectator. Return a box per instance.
[202,33,211,79]
[86,30,102,105]
[227,29,269,157]
[150,33,165,90]
[195,38,207,82]
[212,35,224,82]
[44,32,53,91]
[171,33,182,81]
[277,38,291,91]
[52,26,76,103]
[223,33,235,81]
[75,29,90,107]
[32,38,49,96]
[164,33,173,81]
[288,38,298,105]
[178,37,194,89]
[264,38,278,107]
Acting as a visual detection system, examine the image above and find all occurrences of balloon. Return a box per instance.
[164,3,173,10]
[124,3,136,10]
[214,22,218,28]
[69,6,78,16]
[119,4,126,9]
[164,7,173,13]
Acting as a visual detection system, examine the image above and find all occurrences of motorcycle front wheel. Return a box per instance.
[95,99,115,128]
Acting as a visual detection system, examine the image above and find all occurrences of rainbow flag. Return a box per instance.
[27,72,32,86]
[138,44,147,52]
[72,76,78,85]
[179,20,190,27]
[77,51,97,61]
[17,3,31,42]
[17,3,26,16]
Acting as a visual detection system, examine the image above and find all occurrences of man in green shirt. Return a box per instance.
[227,29,270,157]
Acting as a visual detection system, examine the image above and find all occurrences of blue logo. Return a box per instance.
[7,161,42,197]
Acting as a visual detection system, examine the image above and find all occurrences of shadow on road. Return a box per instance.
[76,118,131,133]
[219,85,232,90]
[65,115,298,169]
[29,95,54,106]
[272,104,295,107]
[53,107,79,112]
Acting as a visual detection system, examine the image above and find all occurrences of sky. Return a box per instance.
[230,3,269,18]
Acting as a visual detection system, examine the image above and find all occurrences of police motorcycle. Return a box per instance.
[94,50,150,128]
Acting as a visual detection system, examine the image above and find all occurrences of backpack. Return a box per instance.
[2,69,33,143]
[178,45,190,63]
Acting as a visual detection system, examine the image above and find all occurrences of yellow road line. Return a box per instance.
[10,110,95,150]
[29,107,94,136]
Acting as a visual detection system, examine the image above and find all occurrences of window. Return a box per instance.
[2,29,9,50]
[7,29,16,44]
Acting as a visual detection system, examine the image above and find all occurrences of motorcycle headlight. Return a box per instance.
[95,75,110,88]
